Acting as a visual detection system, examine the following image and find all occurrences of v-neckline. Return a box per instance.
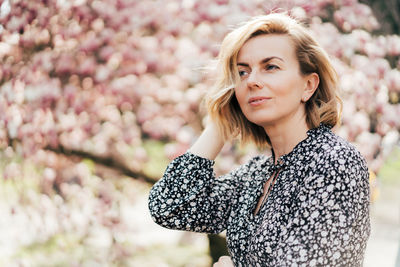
[252,168,282,217]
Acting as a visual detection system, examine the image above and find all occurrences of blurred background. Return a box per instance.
[0,0,399,266]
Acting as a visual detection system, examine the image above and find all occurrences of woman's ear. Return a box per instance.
[302,73,319,102]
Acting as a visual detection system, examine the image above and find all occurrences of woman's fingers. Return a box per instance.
[213,256,234,267]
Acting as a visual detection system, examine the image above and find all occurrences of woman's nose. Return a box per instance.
[247,71,263,90]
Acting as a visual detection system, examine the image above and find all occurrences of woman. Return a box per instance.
[148,13,370,266]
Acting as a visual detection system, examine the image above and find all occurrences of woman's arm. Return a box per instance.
[148,122,239,234]
[188,121,225,160]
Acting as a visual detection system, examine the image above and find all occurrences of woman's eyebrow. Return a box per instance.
[237,56,284,67]
[237,62,249,67]
[260,56,284,64]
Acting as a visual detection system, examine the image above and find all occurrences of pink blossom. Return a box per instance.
[385,69,400,92]
[386,35,400,56]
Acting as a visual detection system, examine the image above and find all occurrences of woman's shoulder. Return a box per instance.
[322,129,364,156]
[311,127,368,173]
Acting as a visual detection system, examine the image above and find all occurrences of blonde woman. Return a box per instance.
[148,13,370,266]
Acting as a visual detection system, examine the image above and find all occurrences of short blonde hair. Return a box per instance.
[206,13,342,147]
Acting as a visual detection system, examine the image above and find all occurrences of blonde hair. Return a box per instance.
[206,13,342,147]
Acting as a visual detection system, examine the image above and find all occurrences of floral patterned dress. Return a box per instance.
[148,124,371,266]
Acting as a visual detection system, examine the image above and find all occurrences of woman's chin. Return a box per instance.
[246,117,274,128]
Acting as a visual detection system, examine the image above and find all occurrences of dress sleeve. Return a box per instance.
[148,151,239,234]
[275,150,371,266]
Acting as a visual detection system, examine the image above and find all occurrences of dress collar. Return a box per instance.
[265,124,332,170]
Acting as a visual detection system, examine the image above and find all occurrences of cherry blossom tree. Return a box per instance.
[0,0,398,265]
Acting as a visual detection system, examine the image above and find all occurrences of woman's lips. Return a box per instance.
[248,96,271,106]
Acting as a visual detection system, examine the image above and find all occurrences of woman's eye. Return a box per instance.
[266,64,279,70]
[238,70,248,77]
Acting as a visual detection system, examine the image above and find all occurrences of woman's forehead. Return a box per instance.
[237,34,296,63]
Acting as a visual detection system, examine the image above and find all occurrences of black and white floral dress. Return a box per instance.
[148,124,371,266]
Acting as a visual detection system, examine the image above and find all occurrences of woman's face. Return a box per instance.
[235,34,316,129]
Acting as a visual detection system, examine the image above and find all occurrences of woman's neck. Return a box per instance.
[264,118,310,164]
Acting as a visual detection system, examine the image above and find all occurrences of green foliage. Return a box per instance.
[82,158,96,175]
[378,146,400,185]
[142,140,169,180]
[13,234,85,267]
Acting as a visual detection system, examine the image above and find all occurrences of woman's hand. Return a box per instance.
[213,256,234,267]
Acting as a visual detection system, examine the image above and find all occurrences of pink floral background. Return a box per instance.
[0,0,399,266]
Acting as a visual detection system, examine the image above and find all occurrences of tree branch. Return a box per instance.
[44,144,158,185]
